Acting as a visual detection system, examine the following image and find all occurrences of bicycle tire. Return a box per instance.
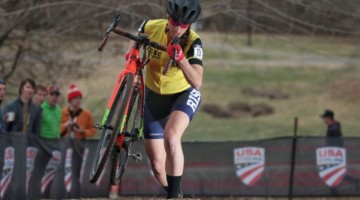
[112,90,142,184]
[89,74,134,183]
[110,146,120,185]
[111,144,129,185]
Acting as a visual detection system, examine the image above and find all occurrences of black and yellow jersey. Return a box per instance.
[140,19,203,95]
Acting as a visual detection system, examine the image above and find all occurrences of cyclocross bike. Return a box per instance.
[89,13,173,185]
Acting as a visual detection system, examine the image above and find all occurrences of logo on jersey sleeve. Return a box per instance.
[193,45,203,60]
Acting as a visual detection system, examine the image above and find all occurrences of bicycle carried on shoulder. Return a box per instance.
[89,13,169,185]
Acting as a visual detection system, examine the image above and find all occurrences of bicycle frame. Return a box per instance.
[89,13,170,185]
[100,48,145,149]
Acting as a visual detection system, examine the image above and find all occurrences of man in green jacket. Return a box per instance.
[40,85,62,138]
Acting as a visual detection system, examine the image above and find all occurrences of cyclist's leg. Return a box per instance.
[164,111,188,176]
[143,86,174,189]
[144,139,167,186]
[164,88,201,198]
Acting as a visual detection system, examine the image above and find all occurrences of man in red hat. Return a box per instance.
[60,84,96,198]
[60,84,96,138]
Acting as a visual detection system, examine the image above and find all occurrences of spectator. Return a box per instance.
[28,85,62,200]
[321,109,342,137]
[321,109,343,148]
[60,84,96,138]
[40,85,62,139]
[0,79,6,134]
[33,84,48,107]
[4,78,42,134]
[60,84,96,198]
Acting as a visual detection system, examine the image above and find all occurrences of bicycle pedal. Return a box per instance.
[104,124,114,130]
[130,152,142,162]
[124,132,132,137]
[94,124,102,130]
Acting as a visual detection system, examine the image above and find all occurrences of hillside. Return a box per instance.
[5,33,359,141]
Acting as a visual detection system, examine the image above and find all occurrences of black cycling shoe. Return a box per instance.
[178,188,183,199]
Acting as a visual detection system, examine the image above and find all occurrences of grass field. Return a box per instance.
[46,33,360,141]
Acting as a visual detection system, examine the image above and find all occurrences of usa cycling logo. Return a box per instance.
[41,150,61,194]
[316,147,346,187]
[26,147,38,195]
[64,148,73,193]
[1,147,15,198]
[234,147,265,186]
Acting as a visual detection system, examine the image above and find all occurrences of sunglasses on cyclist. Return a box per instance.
[169,18,190,29]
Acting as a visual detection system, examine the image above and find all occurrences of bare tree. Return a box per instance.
[1,0,360,95]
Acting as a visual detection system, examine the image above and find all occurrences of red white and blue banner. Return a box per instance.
[234,147,265,186]
[316,147,346,187]
[41,150,61,194]
[1,147,14,199]
[0,133,360,198]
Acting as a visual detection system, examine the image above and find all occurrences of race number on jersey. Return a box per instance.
[193,45,203,60]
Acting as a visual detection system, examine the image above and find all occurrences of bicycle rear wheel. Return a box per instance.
[89,74,134,183]
[110,143,128,185]
[111,89,143,185]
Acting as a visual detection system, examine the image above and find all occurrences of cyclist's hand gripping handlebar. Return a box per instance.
[163,36,179,75]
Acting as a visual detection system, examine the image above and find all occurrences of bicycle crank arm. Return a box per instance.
[130,152,142,162]
[94,124,114,130]
[94,124,102,130]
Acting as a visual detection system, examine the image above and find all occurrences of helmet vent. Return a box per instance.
[175,4,179,14]
[188,10,195,20]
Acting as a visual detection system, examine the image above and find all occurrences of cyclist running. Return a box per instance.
[126,0,202,198]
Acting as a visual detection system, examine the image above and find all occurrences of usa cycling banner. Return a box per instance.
[316,147,346,187]
[292,137,360,196]
[234,147,265,186]
[0,133,360,198]
[0,133,111,200]
[121,137,360,196]
[121,138,294,196]
[47,138,111,199]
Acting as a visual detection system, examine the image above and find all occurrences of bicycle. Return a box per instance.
[89,13,172,185]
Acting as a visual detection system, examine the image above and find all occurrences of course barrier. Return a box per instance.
[0,133,359,199]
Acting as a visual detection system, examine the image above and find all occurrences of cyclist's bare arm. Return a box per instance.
[125,37,203,90]
[177,59,203,90]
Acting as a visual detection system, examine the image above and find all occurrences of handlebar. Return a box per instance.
[113,28,167,51]
[98,13,167,52]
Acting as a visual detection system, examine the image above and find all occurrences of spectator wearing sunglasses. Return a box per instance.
[40,85,62,139]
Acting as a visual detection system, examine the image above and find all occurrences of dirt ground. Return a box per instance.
[66,197,360,200]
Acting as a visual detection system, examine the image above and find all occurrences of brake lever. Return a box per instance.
[104,13,120,37]
[98,13,121,51]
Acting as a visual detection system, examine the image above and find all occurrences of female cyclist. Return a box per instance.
[126,0,203,198]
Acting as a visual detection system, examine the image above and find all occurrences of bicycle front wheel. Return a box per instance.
[111,87,143,185]
[89,74,134,183]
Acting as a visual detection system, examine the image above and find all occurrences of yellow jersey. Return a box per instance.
[140,19,203,95]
